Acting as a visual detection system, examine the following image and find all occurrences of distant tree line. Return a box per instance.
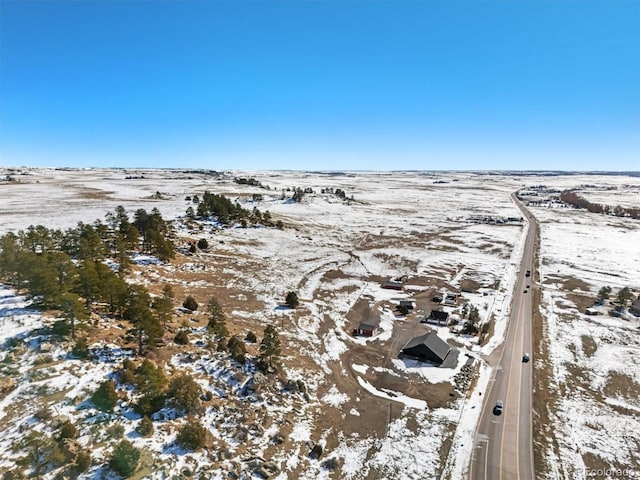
[560,191,640,219]
[320,187,353,201]
[279,186,314,203]
[233,177,270,189]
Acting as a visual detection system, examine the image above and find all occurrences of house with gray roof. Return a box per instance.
[401,332,451,365]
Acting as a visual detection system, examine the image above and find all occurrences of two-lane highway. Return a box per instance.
[469,194,536,480]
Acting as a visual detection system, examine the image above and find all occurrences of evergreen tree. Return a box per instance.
[71,337,89,359]
[99,266,129,316]
[76,260,101,308]
[183,295,198,311]
[77,222,105,261]
[227,335,247,364]
[617,287,633,306]
[19,431,56,478]
[91,380,118,412]
[59,292,88,339]
[130,308,163,355]
[206,297,228,338]
[175,418,207,451]
[0,232,21,284]
[134,359,167,416]
[114,234,131,276]
[174,329,190,345]
[259,325,281,372]
[134,360,168,398]
[152,295,173,327]
[285,291,299,308]
[598,286,612,302]
[136,416,154,437]
[109,440,140,478]
[167,374,203,415]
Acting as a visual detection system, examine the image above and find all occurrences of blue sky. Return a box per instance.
[1,1,638,171]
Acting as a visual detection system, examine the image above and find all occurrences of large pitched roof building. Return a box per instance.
[401,332,451,365]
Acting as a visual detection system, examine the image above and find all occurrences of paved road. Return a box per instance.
[469,194,536,480]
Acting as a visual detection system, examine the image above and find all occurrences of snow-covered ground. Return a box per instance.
[1,168,638,479]
[520,178,640,479]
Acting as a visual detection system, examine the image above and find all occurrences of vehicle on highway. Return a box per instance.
[525,270,531,277]
[523,353,530,362]
[493,400,504,415]
[524,289,528,293]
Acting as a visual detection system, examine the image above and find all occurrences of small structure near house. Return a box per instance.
[401,332,452,365]
[399,300,414,310]
[354,319,380,337]
[423,310,449,325]
[381,280,403,291]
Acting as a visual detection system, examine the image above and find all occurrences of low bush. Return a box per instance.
[174,330,190,345]
[136,416,154,437]
[176,419,207,451]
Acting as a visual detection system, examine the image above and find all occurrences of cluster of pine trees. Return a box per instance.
[185,191,280,228]
[0,207,176,351]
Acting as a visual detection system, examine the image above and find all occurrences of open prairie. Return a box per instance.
[0,168,638,479]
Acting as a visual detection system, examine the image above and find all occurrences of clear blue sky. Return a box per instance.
[1,1,638,171]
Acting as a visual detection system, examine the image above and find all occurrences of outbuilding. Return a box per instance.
[354,321,380,337]
[423,309,449,325]
[399,300,414,310]
[382,281,403,291]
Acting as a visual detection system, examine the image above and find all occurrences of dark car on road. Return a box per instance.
[493,400,504,415]
[523,353,530,362]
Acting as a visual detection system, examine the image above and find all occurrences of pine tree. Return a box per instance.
[597,286,612,302]
[136,416,154,437]
[259,325,281,372]
[59,292,88,339]
[617,287,633,306]
[134,359,168,398]
[285,291,299,308]
[175,418,207,451]
[109,440,140,478]
[153,287,173,327]
[206,297,228,338]
[134,359,167,416]
[167,374,203,415]
[183,295,198,311]
[91,380,118,412]
[76,260,101,307]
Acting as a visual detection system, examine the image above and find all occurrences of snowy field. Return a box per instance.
[1,168,638,479]
[520,177,640,480]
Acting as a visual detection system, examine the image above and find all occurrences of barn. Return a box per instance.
[401,332,451,365]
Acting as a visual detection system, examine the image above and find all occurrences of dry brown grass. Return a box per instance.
[603,372,640,399]
[531,225,564,479]
[542,274,591,293]
[581,335,598,358]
